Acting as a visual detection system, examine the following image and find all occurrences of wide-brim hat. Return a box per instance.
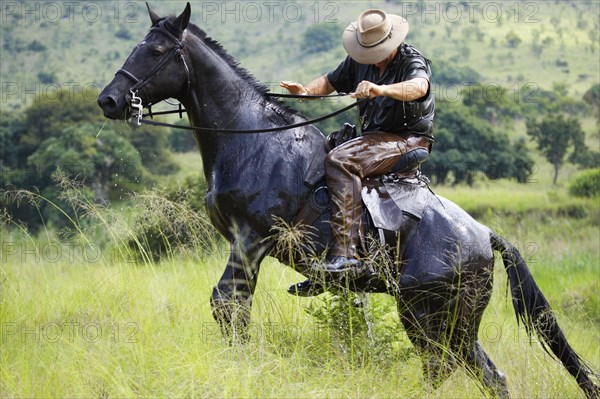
[342,9,409,64]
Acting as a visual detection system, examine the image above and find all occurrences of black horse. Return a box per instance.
[98,4,598,398]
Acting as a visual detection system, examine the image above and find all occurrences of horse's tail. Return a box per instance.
[490,232,599,399]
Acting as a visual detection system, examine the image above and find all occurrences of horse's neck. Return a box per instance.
[180,38,289,181]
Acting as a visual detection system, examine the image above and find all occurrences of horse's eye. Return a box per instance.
[151,48,163,57]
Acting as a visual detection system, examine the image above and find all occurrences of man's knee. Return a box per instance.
[390,147,429,173]
[325,148,341,164]
[325,146,351,172]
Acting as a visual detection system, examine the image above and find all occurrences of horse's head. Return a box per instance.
[98,3,192,119]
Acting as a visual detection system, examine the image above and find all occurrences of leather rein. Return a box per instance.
[117,20,364,134]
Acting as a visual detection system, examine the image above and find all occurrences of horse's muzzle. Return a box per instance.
[97,81,133,120]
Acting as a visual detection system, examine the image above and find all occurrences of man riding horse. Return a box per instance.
[281,9,435,287]
[97,5,600,396]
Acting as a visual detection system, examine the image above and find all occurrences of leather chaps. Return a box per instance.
[325,132,431,258]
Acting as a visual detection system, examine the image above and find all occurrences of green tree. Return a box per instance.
[301,24,340,54]
[422,101,533,185]
[169,121,198,152]
[1,86,182,231]
[569,168,600,198]
[126,125,180,175]
[27,123,143,202]
[526,114,585,184]
[432,64,480,85]
[16,88,178,176]
[462,84,521,126]
[2,122,145,231]
[18,89,101,163]
[0,113,25,169]
[505,31,522,48]
[582,83,600,121]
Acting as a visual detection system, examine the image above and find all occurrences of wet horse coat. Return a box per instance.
[97,4,599,398]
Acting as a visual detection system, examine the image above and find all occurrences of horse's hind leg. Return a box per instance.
[461,341,510,399]
[400,306,509,398]
[398,303,458,390]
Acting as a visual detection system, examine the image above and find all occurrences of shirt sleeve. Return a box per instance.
[403,55,431,82]
[326,56,357,94]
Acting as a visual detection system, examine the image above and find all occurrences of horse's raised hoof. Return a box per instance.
[287,279,325,297]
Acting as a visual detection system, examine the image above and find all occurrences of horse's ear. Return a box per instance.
[173,2,191,32]
[146,2,161,26]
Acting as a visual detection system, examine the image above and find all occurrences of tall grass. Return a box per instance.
[1,170,218,265]
[2,251,597,397]
[1,175,598,397]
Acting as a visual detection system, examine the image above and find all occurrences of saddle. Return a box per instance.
[295,173,433,251]
[296,124,434,250]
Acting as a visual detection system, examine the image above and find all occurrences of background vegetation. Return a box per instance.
[1,0,598,397]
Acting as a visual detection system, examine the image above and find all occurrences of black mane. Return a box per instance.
[152,16,306,123]
[186,23,271,96]
[158,19,271,96]
[166,18,305,120]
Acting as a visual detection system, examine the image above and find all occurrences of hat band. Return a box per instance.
[358,25,394,48]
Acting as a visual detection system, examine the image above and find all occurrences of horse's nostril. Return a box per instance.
[98,95,117,109]
[97,93,125,119]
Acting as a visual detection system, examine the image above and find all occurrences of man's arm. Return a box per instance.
[280,74,336,97]
[351,77,429,101]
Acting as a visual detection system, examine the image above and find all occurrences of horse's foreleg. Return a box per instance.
[210,240,263,344]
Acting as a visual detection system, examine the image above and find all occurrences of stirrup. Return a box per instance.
[313,256,366,280]
[287,279,325,297]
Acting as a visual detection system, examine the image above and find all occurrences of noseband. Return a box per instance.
[116,19,191,124]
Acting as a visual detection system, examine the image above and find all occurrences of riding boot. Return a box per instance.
[301,140,366,278]
[321,170,364,273]
[287,278,325,297]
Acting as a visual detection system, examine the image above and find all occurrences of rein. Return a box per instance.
[135,97,366,133]
[121,20,365,134]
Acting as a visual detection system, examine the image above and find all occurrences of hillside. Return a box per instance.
[1,0,599,112]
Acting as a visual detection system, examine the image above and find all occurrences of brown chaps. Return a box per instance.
[325,132,431,258]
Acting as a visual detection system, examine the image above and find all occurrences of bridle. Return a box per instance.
[115,19,192,125]
[116,19,364,134]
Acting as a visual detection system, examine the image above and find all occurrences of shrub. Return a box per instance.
[27,40,46,52]
[305,293,406,365]
[569,168,600,198]
[301,24,340,54]
[127,175,217,262]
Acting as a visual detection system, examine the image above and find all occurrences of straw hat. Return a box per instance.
[342,9,409,64]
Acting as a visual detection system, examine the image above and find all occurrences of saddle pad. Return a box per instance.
[384,178,433,220]
[361,177,433,231]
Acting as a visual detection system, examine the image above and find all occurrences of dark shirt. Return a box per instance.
[327,43,434,137]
